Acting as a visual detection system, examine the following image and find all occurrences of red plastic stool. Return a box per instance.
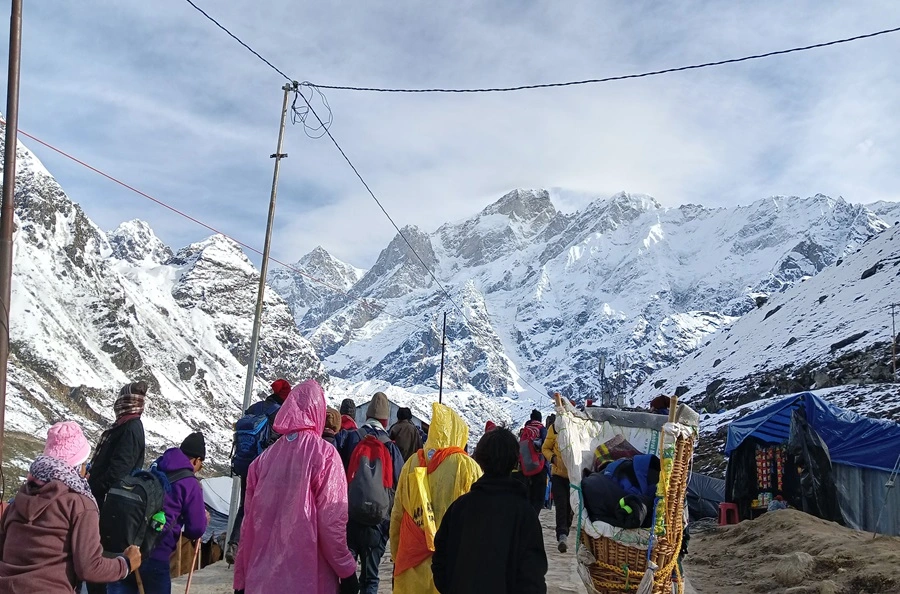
[718,502,739,526]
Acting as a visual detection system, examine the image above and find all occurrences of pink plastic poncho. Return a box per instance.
[233,379,356,594]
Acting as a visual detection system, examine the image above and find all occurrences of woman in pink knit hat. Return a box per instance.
[0,421,142,593]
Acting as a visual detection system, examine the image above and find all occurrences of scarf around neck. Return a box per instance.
[28,455,97,507]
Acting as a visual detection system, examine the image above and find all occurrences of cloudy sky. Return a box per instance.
[4,1,900,269]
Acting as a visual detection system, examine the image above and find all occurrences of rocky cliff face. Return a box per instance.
[1,128,327,470]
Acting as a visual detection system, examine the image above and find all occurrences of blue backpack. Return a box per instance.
[231,401,281,477]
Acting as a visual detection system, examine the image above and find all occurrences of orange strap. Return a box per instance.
[416,446,467,474]
[393,511,433,576]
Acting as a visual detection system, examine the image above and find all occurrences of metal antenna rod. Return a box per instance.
[438,312,447,404]
[891,303,898,380]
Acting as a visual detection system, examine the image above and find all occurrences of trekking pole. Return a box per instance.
[184,539,202,594]
[135,571,146,594]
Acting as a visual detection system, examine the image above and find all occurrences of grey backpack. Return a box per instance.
[346,429,395,526]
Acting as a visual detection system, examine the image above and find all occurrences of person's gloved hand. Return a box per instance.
[340,572,360,594]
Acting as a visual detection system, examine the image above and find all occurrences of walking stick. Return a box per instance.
[135,570,145,594]
[184,539,202,594]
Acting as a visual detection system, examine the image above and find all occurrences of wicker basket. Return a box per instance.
[582,433,694,594]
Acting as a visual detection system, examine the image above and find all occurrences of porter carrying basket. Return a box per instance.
[553,395,698,594]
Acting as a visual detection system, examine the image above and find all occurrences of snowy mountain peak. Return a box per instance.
[268,245,367,331]
[109,220,174,265]
[170,234,249,271]
[480,189,557,225]
[3,134,327,471]
[296,246,365,288]
[606,191,662,212]
[353,226,438,299]
[573,191,662,236]
[866,200,900,226]
[288,186,899,410]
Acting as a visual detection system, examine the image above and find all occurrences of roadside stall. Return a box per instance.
[724,391,900,535]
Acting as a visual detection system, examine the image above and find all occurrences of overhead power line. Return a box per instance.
[312,25,900,93]
[180,0,899,93]
[5,121,430,333]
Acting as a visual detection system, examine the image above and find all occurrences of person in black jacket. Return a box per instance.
[86,381,147,594]
[432,427,547,594]
[87,381,148,507]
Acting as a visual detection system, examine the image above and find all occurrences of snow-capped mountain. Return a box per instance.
[867,201,900,227]
[1,129,328,472]
[0,131,523,476]
[631,219,900,419]
[280,189,890,419]
[5,122,899,477]
[269,246,364,332]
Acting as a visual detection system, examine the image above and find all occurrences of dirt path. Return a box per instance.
[173,509,588,593]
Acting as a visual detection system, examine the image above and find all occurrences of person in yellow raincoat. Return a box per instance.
[389,403,482,594]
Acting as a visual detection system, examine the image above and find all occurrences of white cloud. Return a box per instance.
[7,0,900,268]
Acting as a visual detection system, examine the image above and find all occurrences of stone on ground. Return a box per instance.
[774,551,815,586]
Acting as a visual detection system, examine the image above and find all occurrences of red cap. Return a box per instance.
[485,420,497,432]
[271,379,292,402]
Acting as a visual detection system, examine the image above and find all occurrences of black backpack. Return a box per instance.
[99,468,194,556]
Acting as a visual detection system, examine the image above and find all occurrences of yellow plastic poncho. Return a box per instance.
[389,403,483,594]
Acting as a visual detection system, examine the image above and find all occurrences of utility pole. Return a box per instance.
[227,81,297,543]
[438,312,447,404]
[0,0,23,489]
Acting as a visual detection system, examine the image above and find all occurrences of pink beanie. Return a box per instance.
[44,421,91,468]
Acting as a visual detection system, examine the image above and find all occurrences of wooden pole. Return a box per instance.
[227,81,297,545]
[891,303,897,380]
[0,0,23,496]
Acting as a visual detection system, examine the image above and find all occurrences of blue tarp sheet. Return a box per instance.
[725,392,900,473]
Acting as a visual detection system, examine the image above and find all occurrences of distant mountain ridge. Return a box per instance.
[274,189,891,413]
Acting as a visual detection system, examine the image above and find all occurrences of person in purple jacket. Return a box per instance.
[108,432,209,594]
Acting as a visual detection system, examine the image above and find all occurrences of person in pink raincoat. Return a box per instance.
[233,379,358,594]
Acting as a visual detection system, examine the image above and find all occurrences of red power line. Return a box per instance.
[3,121,429,332]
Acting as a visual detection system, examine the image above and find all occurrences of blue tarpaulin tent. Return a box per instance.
[725,392,900,473]
[725,392,900,535]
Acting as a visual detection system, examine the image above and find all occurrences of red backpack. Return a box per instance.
[518,424,546,477]
[347,429,395,526]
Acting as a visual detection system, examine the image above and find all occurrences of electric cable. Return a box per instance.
[181,0,899,93]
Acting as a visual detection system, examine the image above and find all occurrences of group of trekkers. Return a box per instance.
[0,381,209,594]
[228,379,560,594]
[0,376,574,593]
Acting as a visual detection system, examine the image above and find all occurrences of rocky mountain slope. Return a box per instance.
[631,218,900,414]
[1,129,327,472]
[274,189,890,418]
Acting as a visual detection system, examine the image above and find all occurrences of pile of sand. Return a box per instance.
[686,509,900,594]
